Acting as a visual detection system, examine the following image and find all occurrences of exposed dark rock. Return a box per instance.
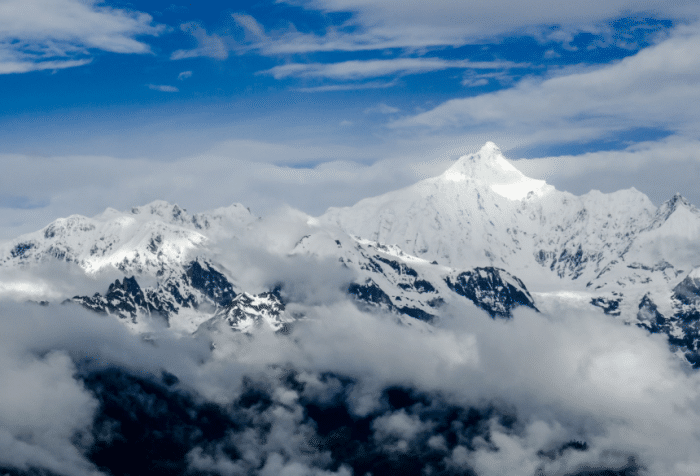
[70,259,237,325]
[10,241,34,258]
[213,289,286,330]
[636,294,665,333]
[629,277,700,369]
[348,279,436,322]
[80,367,237,476]
[373,255,418,277]
[71,276,166,322]
[538,440,588,460]
[591,297,622,316]
[395,306,435,322]
[445,267,538,318]
[672,273,700,307]
[348,279,393,308]
[185,260,236,306]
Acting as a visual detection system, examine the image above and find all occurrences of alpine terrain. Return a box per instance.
[1,142,699,476]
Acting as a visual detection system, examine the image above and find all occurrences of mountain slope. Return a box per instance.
[1,200,256,276]
[320,142,658,288]
[319,142,700,366]
[2,142,700,367]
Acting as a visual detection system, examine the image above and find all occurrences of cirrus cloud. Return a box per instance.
[227,0,700,57]
[262,58,528,80]
[392,23,700,146]
[0,0,163,75]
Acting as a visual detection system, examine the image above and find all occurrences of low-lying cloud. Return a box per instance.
[1,238,700,475]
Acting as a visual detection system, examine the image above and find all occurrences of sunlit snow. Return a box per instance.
[441,142,553,200]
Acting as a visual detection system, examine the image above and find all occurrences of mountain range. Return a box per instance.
[2,142,698,368]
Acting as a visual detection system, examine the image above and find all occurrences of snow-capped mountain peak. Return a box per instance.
[1,200,257,277]
[647,193,700,230]
[440,141,553,200]
[128,200,190,224]
[2,142,700,368]
[320,142,685,292]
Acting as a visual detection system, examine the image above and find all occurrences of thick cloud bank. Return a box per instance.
[0,205,698,476]
[1,270,700,476]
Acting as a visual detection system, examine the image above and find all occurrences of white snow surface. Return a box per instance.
[320,143,698,293]
[442,142,554,201]
[1,141,700,329]
[315,142,700,324]
[0,200,256,276]
[214,291,292,333]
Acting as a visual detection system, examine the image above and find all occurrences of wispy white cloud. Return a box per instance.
[0,0,162,74]
[231,13,266,40]
[0,136,436,239]
[294,79,397,92]
[0,57,92,75]
[229,1,699,57]
[364,103,400,114]
[392,24,700,145]
[171,22,229,60]
[262,58,526,80]
[178,70,193,80]
[460,70,515,87]
[512,135,700,204]
[147,84,179,92]
[284,0,698,49]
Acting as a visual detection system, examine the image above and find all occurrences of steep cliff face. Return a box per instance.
[445,267,538,319]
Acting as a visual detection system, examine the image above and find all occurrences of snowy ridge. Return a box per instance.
[441,142,553,200]
[318,142,700,366]
[2,142,700,366]
[290,228,537,321]
[206,289,292,333]
[645,193,700,231]
[445,267,537,319]
[67,258,240,333]
[1,200,256,276]
[319,143,700,298]
[320,143,658,288]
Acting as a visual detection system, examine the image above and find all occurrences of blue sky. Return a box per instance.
[2,0,700,238]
